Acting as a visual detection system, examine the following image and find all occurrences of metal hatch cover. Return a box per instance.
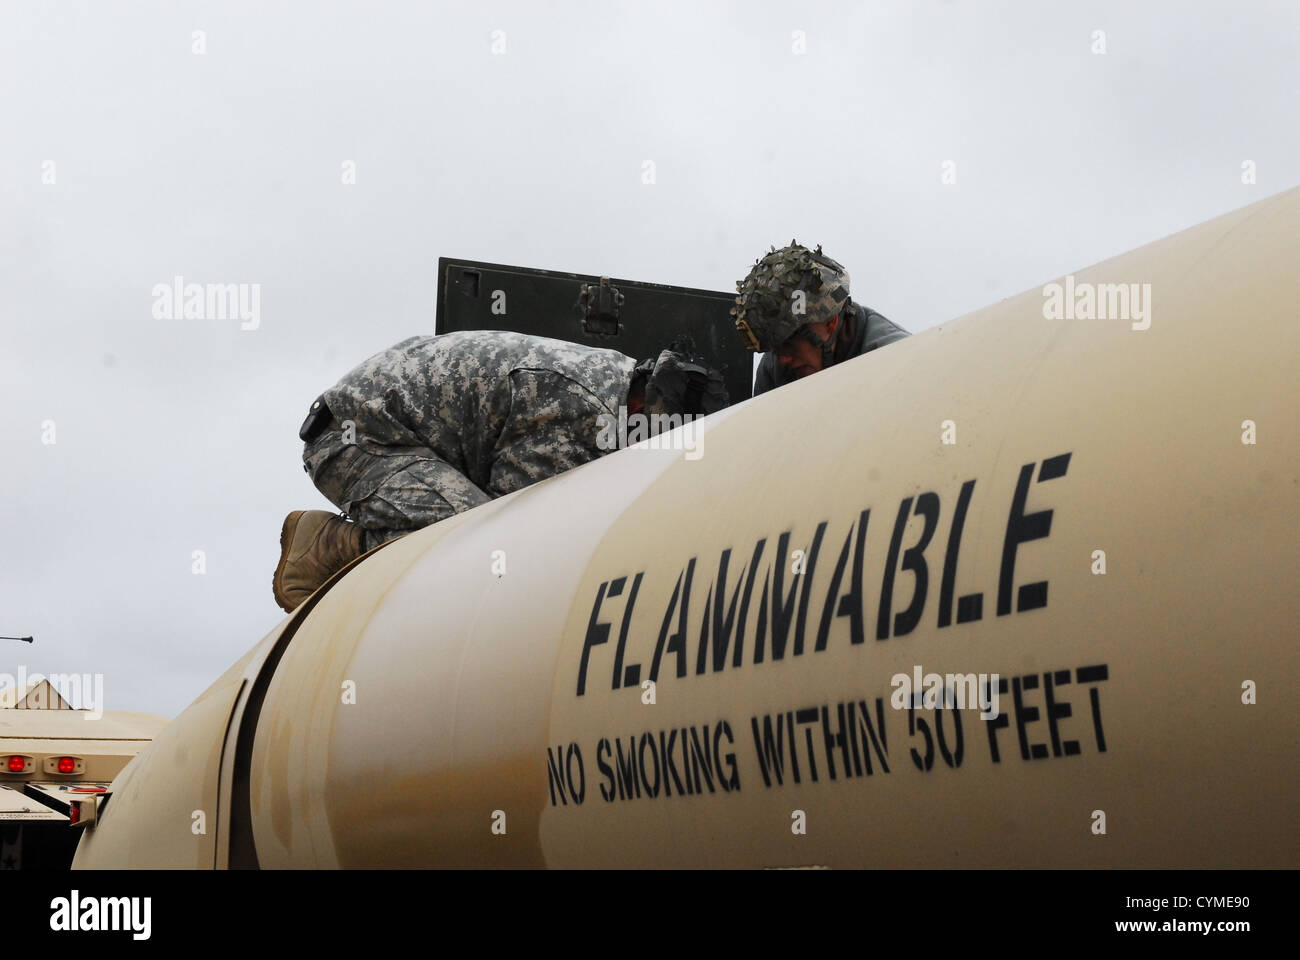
[436,257,753,405]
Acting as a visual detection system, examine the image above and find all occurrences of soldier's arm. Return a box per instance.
[488,371,618,495]
[861,310,911,352]
[411,457,494,515]
[752,352,784,396]
[343,454,493,545]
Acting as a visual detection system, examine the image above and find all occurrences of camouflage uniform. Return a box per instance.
[302,331,636,551]
[752,300,909,395]
[730,242,910,396]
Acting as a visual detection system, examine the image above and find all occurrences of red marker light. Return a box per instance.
[6,756,24,773]
[58,757,76,774]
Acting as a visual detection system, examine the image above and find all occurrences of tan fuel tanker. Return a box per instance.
[74,188,1300,869]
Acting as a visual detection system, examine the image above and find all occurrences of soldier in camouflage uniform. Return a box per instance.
[730,241,910,395]
[272,330,726,612]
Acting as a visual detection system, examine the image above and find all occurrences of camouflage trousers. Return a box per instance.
[302,427,492,552]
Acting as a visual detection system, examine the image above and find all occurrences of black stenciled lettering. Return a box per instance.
[678,727,695,794]
[565,743,585,804]
[1076,664,1109,752]
[817,533,852,654]
[998,453,1071,617]
[1013,674,1050,760]
[1043,669,1081,757]
[756,532,801,662]
[785,711,803,783]
[956,593,983,623]
[842,510,871,645]
[821,704,851,780]
[907,704,935,771]
[792,523,828,656]
[713,721,741,792]
[750,713,787,787]
[611,572,643,690]
[638,732,660,798]
[878,498,912,640]
[854,698,891,775]
[935,702,964,768]
[939,480,980,627]
[846,701,863,775]
[817,511,870,651]
[576,580,610,696]
[879,495,941,639]
[695,592,713,678]
[614,736,640,800]
[893,493,940,637]
[794,708,820,783]
[546,745,569,806]
[658,729,686,797]
[596,738,615,802]
[984,676,1011,763]
[585,723,742,803]
[696,540,765,675]
[688,726,715,793]
[733,539,767,667]
[650,560,696,682]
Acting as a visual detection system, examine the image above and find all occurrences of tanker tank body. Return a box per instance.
[74,187,1300,869]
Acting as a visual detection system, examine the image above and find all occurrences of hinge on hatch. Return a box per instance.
[576,277,624,336]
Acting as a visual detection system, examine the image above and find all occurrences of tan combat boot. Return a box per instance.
[272,510,366,613]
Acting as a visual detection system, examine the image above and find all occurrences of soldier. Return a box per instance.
[271,330,727,612]
[730,241,910,394]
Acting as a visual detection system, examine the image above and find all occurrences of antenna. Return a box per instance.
[1,636,34,643]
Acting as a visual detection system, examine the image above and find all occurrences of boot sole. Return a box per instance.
[272,510,308,613]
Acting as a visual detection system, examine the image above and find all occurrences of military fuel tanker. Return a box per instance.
[73,187,1300,868]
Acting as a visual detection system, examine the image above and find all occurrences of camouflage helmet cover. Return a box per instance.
[632,335,730,419]
[730,241,850,352]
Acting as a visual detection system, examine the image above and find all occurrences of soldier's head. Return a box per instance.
[730,241,850,378]
[627,337,729,422]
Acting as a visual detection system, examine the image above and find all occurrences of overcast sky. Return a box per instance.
[2,0,1298,719]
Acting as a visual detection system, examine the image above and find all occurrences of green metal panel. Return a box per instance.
[436,257,752,403]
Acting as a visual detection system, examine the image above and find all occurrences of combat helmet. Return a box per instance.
[631,335,730,420]
[730,241,850,364]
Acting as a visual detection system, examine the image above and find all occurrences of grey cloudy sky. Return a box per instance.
[2,0,1298,719]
